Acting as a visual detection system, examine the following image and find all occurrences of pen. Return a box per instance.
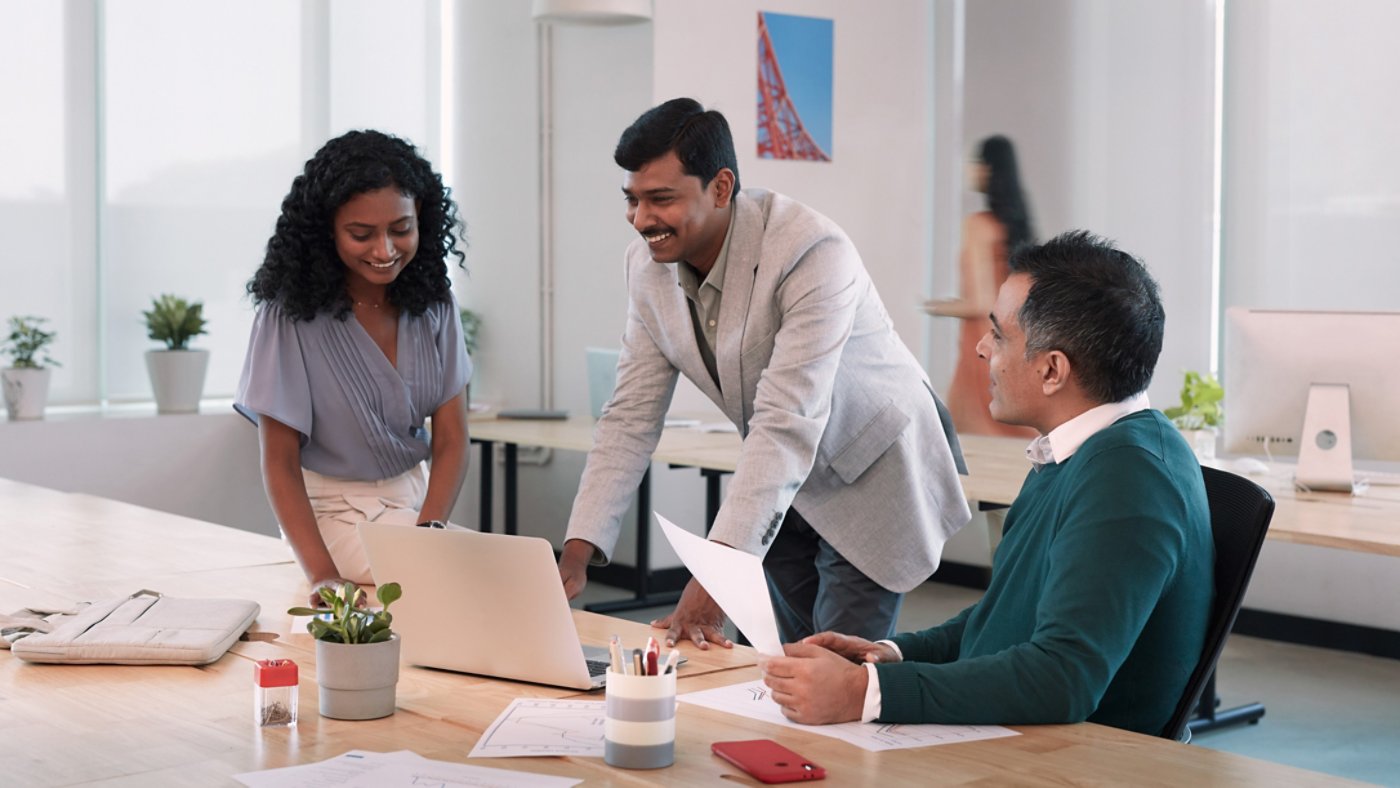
[645,636,659,676]
[662,649,680,675]
[609,635,623,674]
[632,648,643,676]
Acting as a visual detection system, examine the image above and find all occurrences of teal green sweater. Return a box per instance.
[876,410,1212,736]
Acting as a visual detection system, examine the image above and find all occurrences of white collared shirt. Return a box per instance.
[859,391,1152,722]
[1025,391,1152,469]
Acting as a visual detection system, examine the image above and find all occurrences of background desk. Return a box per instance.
[0,478,1354,786]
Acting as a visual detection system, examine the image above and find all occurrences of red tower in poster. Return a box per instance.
[756,13,831,161]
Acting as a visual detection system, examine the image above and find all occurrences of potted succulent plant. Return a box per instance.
[143,294,209,414]
[288,581,403,720]
[2,315,61,421]
[1163,370,1224,461]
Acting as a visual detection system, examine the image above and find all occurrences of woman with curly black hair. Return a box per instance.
[236,130,472,604]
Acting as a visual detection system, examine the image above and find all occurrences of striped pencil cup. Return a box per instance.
[604,669,677,769]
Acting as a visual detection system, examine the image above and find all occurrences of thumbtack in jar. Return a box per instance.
[254,658,299,727]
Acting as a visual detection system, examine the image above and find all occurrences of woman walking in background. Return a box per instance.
[926,135,1038,438]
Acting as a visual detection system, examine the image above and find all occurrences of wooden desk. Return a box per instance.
[0,479,1358,786]
[958,434,1400,558]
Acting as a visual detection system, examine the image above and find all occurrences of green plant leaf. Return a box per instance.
[286,606,320,617]
[1,315,61,369]
[377,582,402,609]
[143,294,208,350]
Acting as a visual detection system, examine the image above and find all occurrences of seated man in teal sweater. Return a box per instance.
[761,230,1212,737]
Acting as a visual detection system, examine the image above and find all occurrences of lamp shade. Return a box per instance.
[531,0,652,25]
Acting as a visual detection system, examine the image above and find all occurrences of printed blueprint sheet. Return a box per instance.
[679,680,1019,752]
[469,699,607,758]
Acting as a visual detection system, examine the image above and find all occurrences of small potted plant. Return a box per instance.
[2,315,61,421]
[287,581,403,720]
[143,294,209,414]
[1163,370,1223,461]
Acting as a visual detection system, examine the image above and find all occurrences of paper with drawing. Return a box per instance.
[679,680,1019,752]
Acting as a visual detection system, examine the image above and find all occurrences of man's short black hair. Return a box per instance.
[614,97,740,194]
[1010,230,1165,404]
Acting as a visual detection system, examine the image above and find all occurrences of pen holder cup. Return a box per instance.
[604,669,677,769]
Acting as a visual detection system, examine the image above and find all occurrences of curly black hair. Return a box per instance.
[248,130,466,321]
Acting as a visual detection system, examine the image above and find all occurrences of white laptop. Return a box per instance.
[358,523,612,690]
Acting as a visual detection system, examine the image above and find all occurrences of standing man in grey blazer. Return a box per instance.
[558,98,970,649]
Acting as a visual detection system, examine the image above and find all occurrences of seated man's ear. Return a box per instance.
[1040,349,1073,396]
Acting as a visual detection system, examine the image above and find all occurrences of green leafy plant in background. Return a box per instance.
[1163,370,1223,430]
[288,582,402,644]
[143,294,208,350]
[1,316,61,369]
[459,307,481,356]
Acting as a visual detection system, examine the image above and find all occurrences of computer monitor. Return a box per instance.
[1223,307,1400,490]
[585,347,621,420]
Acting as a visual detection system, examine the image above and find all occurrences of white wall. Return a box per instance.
[652,1,937,368]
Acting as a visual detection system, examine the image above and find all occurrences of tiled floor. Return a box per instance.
[575,579,1400,786]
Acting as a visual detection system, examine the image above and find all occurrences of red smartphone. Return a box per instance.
[712,739,826,783]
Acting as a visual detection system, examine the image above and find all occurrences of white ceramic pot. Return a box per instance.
[1182,428,1218,462]
[2,367,52,421]
[315,635,401,720]
[145,349,209,414]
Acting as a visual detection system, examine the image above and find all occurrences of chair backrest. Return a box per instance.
[1160,465,1275,740]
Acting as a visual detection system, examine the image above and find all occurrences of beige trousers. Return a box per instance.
[301,464,428,585]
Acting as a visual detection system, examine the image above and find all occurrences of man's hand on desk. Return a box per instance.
[651,577,732,650]
[761,641,868,725]
[558,539,596,600]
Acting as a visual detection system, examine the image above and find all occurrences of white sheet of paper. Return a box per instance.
[235,749,581,788]
[656,513,783,656]
[469,699,607,758]
[679,680,1019,752]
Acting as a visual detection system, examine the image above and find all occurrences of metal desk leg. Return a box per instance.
[504,443,518,536]
[585,467,686,614]
[1187,670,1266,736]
[700,467,727,534]
[476,439,494,533]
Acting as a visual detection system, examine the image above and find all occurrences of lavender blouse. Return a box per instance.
[234,296,471,481]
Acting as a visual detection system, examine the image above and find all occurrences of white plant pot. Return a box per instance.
[1181,428,1218,463]
[145,349,209,414]
[315,635,401,720]
[2,367,52,421]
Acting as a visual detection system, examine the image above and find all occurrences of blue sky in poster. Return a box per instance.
[762,11,833,156]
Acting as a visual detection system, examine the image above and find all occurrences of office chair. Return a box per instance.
[1161,465,1275,742]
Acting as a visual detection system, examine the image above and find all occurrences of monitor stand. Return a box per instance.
[1294,383,1355,493]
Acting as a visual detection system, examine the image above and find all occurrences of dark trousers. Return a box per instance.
[762,508,903,644]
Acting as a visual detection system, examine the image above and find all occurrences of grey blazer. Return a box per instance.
[566,190,970,593]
